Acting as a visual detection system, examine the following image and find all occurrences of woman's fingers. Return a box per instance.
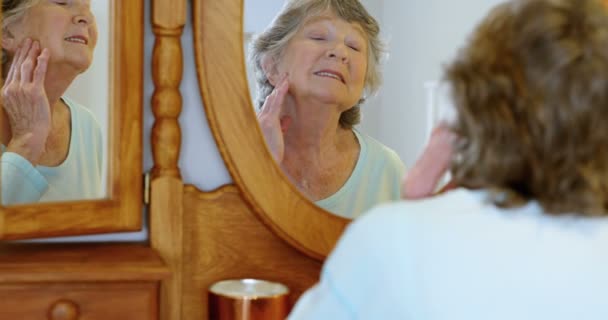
[260,75,289,116]
[20,40,40,85]
[4,46,20,86]
[12,38,31,83]
[3,40,48,100]
[273,76,289,106]
[257,75,290,163]
[280,115,292,133]
[33,48,50,86]
[401,124,456,199]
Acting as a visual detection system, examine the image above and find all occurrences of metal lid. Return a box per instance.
[209,279,289,299]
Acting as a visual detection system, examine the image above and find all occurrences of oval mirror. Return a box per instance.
[194,0,506,259]
[194,0,347,260]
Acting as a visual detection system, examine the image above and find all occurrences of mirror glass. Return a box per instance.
[244,0,504,219]
[1,0,110,205]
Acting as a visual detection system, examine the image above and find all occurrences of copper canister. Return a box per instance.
[208,279,290,320]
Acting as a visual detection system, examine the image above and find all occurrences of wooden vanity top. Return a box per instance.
[0,243,170,283]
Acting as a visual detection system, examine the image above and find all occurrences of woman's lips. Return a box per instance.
[314,70,345,83]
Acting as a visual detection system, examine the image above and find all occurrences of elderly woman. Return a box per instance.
[0,0,102,204]
[252,0,405,219]
[289,0,608,318]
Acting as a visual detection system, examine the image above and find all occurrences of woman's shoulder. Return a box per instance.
[353,129,405,173]
[354,129,398,156]
[62,96,96,118]
[62,96,103,135]
[351,189,488,237]
[322,191,486,302]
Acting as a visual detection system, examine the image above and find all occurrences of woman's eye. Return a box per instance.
[52,0,68,5]
[348,44,361,52]
[310,36,325,41]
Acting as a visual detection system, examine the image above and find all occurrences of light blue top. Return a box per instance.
[1,97,103,205]
[315,129,405,219]
[290,189,608,320]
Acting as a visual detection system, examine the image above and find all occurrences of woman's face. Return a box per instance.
[5,0,98,73]
[274,11,368,111]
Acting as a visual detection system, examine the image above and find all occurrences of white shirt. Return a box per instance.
[316,129,406,219]
[291,189,608,319]
[1,97,103,204]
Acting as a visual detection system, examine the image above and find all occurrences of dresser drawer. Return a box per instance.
[0,282,159,320]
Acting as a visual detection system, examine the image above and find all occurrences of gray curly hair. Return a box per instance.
[250,0,384,129]
[2,0,40,71]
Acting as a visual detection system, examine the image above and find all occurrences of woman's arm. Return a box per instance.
[1,152,48,205]
[401,123,457,199]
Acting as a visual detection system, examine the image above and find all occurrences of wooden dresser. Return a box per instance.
[0,243,169,320]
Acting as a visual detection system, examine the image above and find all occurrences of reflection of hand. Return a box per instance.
[402,123,456,199]
[2,39,51,165]
[257,76,291,163]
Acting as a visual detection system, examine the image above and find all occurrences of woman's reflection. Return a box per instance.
[252,0,405,219]
[0,0,102,205]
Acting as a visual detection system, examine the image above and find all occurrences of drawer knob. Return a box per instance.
[48,299,80,320]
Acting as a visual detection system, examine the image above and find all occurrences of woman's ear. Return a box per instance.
[1,28,17,52]
[261,55,279,86]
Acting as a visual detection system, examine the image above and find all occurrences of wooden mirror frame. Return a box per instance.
[193,0,349,260]
[0,0,143,240]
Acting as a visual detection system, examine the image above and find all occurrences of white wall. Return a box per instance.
[370,0,504,166]
[355,0,384,144]
[244,1,285,109]
[162,1,232,190]
[244,1,285,34]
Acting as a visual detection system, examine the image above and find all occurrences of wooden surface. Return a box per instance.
[151,177,184,320]
[193,0,349,261]
[0,243,170,282]
[181,185,322,320]
[149,0,187,320]
[0,0,144,240]
[0,282,159,320]
[0,243,169,319]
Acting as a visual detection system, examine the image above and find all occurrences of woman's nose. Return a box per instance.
[327,44,349,63]
[72,7,94,25]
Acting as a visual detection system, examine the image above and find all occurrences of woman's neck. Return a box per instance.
[279,96,360,199]
[44,64,79,104]
[281,119,359,201]
[282,96,351,155]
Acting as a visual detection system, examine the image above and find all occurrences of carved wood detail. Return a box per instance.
[149,1,187,320]
[181,185,321,320]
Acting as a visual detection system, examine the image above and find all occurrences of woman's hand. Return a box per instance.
[257,76,291,163]
[402,123,457,199]
[2,39,51,165]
